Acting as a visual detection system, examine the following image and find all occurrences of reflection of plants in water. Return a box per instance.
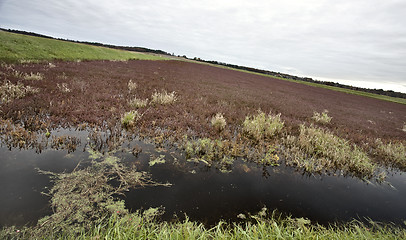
[0,117,39,149]
[182,135,282,173]
[51,135,80,153]
[35,150,170,234]
[184,137,236,172]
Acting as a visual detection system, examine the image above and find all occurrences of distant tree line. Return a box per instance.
[2,28,405,99]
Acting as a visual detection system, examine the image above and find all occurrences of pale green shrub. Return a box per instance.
[57,83,71,93]
[211,113,226,132]
[375,139,406,168]
[23,72,44,81]
[243,110,284,140]
[11,70,44,80]
[128,79,137,92]
[128,96,148,108]
[312,110,332,124]
[297,125,375,176]
[121,110,141,129]
[151,90,177,105]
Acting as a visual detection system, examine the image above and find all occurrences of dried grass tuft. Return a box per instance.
[211,113,226,132]
[312,110,332,124]
[151,89,177,105]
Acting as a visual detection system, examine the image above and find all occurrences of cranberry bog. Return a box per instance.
[1,59,406,232]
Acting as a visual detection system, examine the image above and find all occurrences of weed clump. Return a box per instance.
[151,89,177,105]
[184,137,235,172]
[243,110,284,141]
[33,151,169,235]
[375,139,406,169]
[23,72,44,81]
[57,82,71,93]
[285,125,377,177]
[128,79,137,92]
[312,110,332,124]
[0,80,39,103]
[211,113,226,132]
[128,96,149,108]
[259,146,280,166]
[121,110,141,129]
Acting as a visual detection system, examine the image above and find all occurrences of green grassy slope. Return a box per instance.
[0,30,166,62]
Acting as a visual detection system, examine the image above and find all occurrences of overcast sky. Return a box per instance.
[1,0,405,93]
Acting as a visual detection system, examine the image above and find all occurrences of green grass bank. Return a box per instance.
[0,30,166,63]
[2,212,405,240]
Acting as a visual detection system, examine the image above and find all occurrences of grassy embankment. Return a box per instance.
[2,213,406,239]
[0,30,166,62]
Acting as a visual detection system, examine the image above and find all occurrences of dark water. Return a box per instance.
[128,157,406,226]
[1,129,405,227]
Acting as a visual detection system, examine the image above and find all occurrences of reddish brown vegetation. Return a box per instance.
[1,60,405,147]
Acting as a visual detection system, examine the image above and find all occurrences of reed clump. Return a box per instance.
[128,96,148,108]
[127,79,137,92]
[312,110,332,124]
[211,113,227,132]
[23,72,44,81]
[151,89,177,105]
[282,125,377,177]
[243,110,284,141]
[375,139,406,169]
[121,110,141,129]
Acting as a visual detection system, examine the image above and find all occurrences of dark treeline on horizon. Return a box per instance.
[2,28,405,99]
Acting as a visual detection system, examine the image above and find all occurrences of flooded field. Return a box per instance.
[1,59,405,238]
[1,129,405,228]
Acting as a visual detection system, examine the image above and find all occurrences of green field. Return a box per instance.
[0,30,166,62]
